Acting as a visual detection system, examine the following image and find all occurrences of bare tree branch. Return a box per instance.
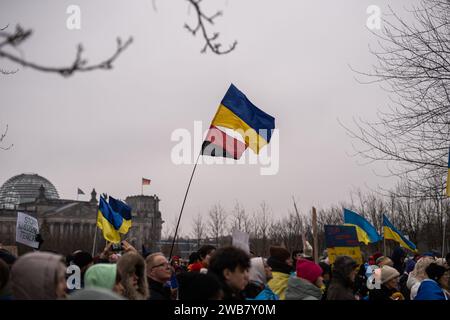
[0,124,13,150]
[185,0,237,55]
[344,0,450,198]
[0,24,133,77]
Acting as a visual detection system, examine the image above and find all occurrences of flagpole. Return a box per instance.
[442,198,447,259]
[141,180,143,196]
[169,152,201,260]
[92,225,98,257]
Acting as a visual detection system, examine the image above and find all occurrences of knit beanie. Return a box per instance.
[381,265,400,284]
[84,263,117,290]
[425,263,448,282]
[269,246,290,263]
[296,259,323,283]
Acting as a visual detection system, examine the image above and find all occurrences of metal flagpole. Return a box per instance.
[169,152,201,260]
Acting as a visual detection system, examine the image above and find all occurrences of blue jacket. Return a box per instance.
[247,285,279,300]
[414,279,447,300]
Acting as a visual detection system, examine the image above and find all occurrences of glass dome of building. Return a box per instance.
[0,173,59,209]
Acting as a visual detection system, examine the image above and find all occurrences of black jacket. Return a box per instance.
[148,277,172,300]
[369,285,400,301]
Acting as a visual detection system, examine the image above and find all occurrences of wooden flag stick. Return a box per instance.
[312,206,319,263]
[169,152,201,260]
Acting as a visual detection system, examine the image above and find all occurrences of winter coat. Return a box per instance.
[415,279,448,300]
[148,278,172,300]
[285,276,322,300]
[406,273,421,300]
[326,256,357,300]
[267,271,290,300]
[245,282,279,300]
[369,285,402,301]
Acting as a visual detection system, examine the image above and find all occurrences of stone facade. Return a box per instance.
[0,184,164,255]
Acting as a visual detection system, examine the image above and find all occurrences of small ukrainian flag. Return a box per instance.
[96,196,132,243]
[344,208,381,245]
[383,214,417,252]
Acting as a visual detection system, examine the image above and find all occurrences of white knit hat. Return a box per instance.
[381,265,400,284]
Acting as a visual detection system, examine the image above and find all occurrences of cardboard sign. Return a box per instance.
[232,229,250,254]
[325,225,359,247]
[328,246,363,265]
[15,212,39,249]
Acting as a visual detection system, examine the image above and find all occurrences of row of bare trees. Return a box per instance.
[162,180,449,256]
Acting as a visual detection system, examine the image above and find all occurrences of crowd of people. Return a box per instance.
[0,242,449,300]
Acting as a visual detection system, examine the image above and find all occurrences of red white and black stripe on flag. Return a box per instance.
[201,125,247,160]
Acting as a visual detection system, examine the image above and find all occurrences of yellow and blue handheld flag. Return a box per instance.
[383,214,417,252]
[202,84,275,159]
[344,208,381,245]
[109,196,132,234]
[96,196,132,243]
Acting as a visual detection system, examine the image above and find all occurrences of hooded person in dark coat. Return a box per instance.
[326,255,359,300]
[391,247,407,274]
[117,252,149,300]
[266,246,292,300]
[10,252,67,300]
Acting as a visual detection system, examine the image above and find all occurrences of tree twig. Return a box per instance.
[0,24,133,77]
[185,0,237,55]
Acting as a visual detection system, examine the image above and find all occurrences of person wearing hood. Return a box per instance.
[10,251,67,300]
[415,263,449,300]
[84,263,124,296]
[285,259,324,300]
[117,252,149,300]
[326,255,359,300]
[267,246,292,300]
[391,247,406,274]
[244,257,278,300]
[407,256,434,300]
[369,265,404,300]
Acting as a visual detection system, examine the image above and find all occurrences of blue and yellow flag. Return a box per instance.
[343,208,381,245]
[383,214,417,252]
[97,196,131,243]
[203,84,275,157]
[447,146,450,197]
[109,196,132,234]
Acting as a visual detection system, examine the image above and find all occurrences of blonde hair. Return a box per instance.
[410,256,434,281]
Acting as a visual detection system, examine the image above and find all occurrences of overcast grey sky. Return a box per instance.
[0,0,417,236]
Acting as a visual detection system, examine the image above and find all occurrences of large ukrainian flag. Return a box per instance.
[207,84,275,155]
[383,214,417,252]
[97,196,131,243]
[109,196,132,234]
[344,209,381,245]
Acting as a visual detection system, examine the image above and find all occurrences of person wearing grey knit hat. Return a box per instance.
[369,265,404,300]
